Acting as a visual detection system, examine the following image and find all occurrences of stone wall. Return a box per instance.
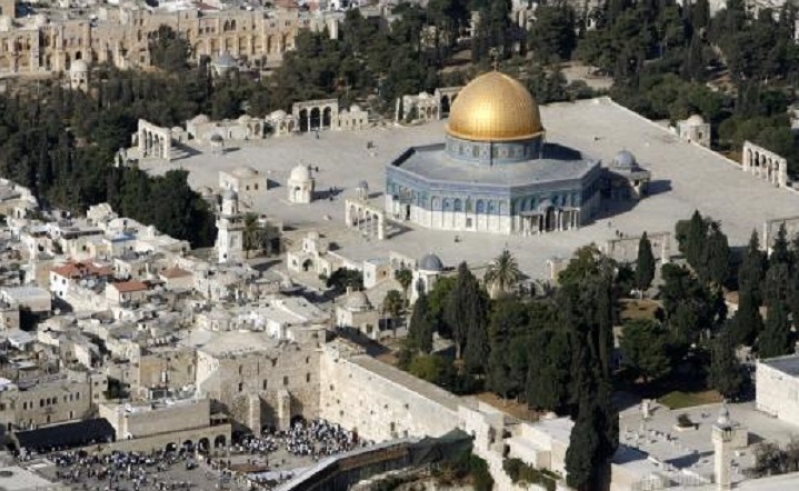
[84,424,231,455]
[130,348,197,396]
[318,351,459,442]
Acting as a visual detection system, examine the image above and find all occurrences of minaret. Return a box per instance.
[216,189,244,263]
[712,402,734,491]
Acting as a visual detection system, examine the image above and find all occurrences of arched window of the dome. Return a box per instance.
[465,198,473,213]
[454,199,463,212]
[443,198,452,211]
[488,201,497,215]
[476,200,485,214]
[432,197,441,210]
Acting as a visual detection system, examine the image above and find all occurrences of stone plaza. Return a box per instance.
[141,96,799,279]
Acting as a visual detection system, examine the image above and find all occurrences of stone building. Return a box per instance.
[386,71,650,235]
[756,354,799,427]
[0,370,107,430]
[603,151,652,201]
[335,290,381,340]
[219,166,268,195]
[0,5,341,77]
[194,330,323,432]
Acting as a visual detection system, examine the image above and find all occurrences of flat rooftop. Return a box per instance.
[618,400,799,487]
[141,97,799,279]
[759,354,799,376]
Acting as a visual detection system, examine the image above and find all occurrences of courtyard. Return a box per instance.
[141,97,799,279]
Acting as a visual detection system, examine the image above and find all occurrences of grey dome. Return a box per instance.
[344,291,372,311]
[613,150,639,170]
[418,253,444,272]
[210,133,224,143]
[357,180,369,190]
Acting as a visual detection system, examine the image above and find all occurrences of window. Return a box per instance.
[306,373,310,383]
[283,376,288,386]
[238,365,243,375]
[262,380,267,391]
[238,382,243,392]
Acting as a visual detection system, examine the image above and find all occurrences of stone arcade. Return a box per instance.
[385,71,649,235]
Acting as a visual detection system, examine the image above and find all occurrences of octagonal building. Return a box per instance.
[385,71,606,235]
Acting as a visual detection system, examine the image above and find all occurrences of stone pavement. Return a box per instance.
[141,98,799,279]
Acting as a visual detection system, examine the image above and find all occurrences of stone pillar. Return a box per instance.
[138,128,146,156]
[163,130,172,161]
[247,394,261,432]
[778,160,788,188]
[276,389,291,432]
[378,214,385,240]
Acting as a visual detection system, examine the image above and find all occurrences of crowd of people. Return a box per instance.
[233,418,367,461]
[49,449,201,491]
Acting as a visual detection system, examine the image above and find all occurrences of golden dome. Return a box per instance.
[447,71,543,142]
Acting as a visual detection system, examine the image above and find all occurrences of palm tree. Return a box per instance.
[395,267,413,302]
[242,213,261,259]
[484,249,521,298]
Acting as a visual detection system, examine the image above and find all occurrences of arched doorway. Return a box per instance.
[299,109,309,132]
[165,442,178,453]
[302,259,314,272]
[309,108,321,131]
[214,434,227,449]
[198,438,210,453]
[440,96,451,117]
[322,107,332,128]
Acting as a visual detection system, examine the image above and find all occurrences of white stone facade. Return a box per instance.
[756,355,799,427]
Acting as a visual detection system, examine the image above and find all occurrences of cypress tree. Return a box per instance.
[759,298,791,359]
[635,232,656,293]
[565,394,600,491]
[708,330,745,399]
[706,222,730,287]
[732,291,764,346]
[770,224,791,268]
[739,230,766,305]
[445,262,489,367]
[685,210,708,273]
[408,292,434,354]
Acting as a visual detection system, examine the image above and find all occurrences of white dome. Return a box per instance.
[191,114,210,125]
[237,115,252,124]
[290,164,311,182]
[350,104,362,112]
[232,166,257,178]
[70,59,89,74]
[686,114,705,126]
[613,150,638,170]
[269,109,288,119]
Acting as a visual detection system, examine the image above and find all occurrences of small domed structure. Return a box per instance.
[344,291,373,311]
[613,150,639,170]
[270,109,288,119]
[232,166,257,179]
[418,253,444,272]
[192,114,211,125]
[237,114,252,125]
[686,114,705,126]
[222,188,237,201]
[288,165,314,204]
[290,165,311,182]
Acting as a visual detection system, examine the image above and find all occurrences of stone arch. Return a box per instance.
[322,106,332,128]
[454,198,462,212]
[476,199,485,214]
[431,197,440,210]
[74,50,82,61]
[302,258,314,272]
[299,108,309,132]
[182,439,194,451]
[198,437,210,452]
[310,107,321,130]
[165,442,178,453]
[440,95,451,116]
[214,434,227,448]
[443,198,452,211]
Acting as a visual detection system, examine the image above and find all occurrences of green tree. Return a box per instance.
[326,268,363,294]
[382,289,405,332]
[739,230,767,304]
[487,297,529,399]
[408,292,435,354]
[149,25,192,73]
[395,267,414,300]
[705,222,731,287]
[708,330,746,399]
[759,297,792,358]
[525,328,571,413]
[408,354,457,389]
[527,4,577,62]
[732,291,764,346]
[619,319,673,383]
[483,248,522,298]
[770,224,792,267]
[635,232,656,293]
[565,393,600,491]
[444,262,488,361]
